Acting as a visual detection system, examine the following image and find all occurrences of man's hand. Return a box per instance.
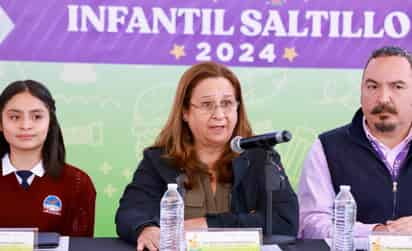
[137,226,160,251]
[373,224,389,232]
[184,217,208,230]
[386,216,412,234]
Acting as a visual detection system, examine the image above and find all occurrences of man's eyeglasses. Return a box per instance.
[190,99,239,114]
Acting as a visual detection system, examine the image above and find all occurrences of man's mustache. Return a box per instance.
[371,103,397,115]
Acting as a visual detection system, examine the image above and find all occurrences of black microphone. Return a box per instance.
[230,130,292,153]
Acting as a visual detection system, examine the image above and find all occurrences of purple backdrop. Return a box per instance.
[0,0,411,68]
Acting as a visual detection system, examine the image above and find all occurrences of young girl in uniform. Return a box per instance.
[0,80,96,236]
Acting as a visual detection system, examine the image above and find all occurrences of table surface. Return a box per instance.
[68,237,330,251]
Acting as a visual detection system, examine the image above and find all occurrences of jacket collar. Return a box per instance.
[348,108,373,148]
[348,108,412,159]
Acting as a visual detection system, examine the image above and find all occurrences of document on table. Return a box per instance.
[261,244,282,251]
[35,236,69,251]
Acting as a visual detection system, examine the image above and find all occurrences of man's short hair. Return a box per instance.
[365,46,412,69]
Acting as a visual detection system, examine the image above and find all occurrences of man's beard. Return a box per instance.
[371,103,398,133]
[374,121,396,132]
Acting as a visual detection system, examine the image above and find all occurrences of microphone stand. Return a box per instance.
[262,147,296,245]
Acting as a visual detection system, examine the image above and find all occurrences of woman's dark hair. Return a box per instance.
[0,80,65,178]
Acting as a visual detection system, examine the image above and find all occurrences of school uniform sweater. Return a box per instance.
[0,164,96,236]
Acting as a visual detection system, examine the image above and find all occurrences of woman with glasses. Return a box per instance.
[115,61,298,251]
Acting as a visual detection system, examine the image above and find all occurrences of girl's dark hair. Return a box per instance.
[0,80,65,178]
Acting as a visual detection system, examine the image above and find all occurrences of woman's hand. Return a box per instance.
[137,226,160,251]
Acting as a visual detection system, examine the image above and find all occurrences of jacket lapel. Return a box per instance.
[232,153,250,189]
[156,157,181,183]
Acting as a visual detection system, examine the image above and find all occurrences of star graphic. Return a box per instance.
[283,47,298,62]
[103,184,117,198]
[99,162,112,175]
[122,168,133,180]
[170,44,186,60]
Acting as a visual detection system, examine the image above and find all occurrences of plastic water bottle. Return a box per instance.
[160,183,184,251]
[332,185,357,251]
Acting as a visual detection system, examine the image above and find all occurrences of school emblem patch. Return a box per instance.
[42,195,62,216]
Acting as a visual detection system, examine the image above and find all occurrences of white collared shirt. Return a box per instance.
[2,154,45,186]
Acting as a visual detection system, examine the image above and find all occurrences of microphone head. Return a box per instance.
[280,130,292,142]
[230,136,243,154]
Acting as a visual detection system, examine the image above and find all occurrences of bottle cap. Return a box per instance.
[168,183,178,190]
[340,185,351,191]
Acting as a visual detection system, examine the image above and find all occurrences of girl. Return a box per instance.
[0,80,96,236]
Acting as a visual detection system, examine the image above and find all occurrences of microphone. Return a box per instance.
[230,130,292,153]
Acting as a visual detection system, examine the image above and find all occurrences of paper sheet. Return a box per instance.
[35,236,69,251]
[261,244,282,251]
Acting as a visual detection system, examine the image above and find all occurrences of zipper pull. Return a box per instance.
[393,181,398,193]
